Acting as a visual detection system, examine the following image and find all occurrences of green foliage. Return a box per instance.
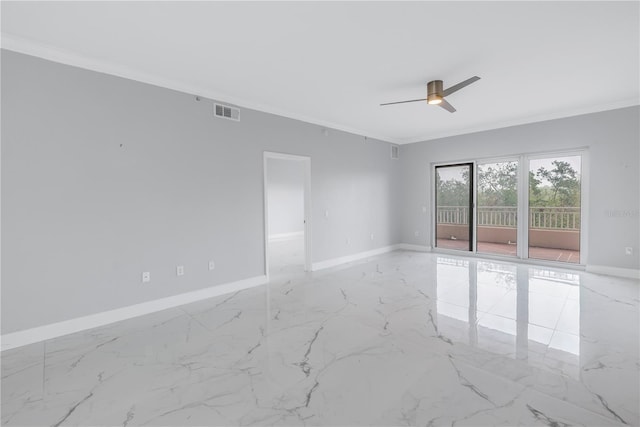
[437,160,580,208]
[534,160,580,207]
[529,171,542,204]
[436,169,470,206]
[478,162,518,206]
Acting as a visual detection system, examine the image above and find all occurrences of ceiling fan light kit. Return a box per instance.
[381,76,481,113]
[427,80,443,104]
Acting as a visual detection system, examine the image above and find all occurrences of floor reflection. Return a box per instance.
[435,257,581,377]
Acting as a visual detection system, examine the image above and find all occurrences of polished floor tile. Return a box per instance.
[1,250,638,426]
[436,239,581,263]
[268,235,305,279]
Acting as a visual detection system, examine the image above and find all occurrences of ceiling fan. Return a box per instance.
[380,76,480,113]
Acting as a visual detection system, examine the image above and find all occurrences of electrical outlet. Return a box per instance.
[414,231,420,237]
[142,272,150,283]
[625,247,633,255]
[208,260,216,271]
[325,210,329,219]
[422,206,427,213]
[370,233,374,241]
[176,265,184,276]
[346,237,350,245]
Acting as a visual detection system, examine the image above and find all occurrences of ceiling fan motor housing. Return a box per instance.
[427,80,444,103]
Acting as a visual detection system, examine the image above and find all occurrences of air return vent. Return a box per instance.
[214,103,240,121]
[391,145,399,159]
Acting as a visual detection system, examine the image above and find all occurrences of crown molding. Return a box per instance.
[399,97,640,145]
[1,33,400,144]
[2,33,637,146]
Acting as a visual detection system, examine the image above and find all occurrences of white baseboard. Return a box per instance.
[396,244,432,252]
[269,231,304,242]
[1,275,268,352]
[311,245,400,271]
[586,265,640,280]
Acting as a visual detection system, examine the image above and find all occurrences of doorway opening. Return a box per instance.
[263,152,311,280]
[435,163,473,251]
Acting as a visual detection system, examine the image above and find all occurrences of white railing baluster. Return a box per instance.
[437,206,580,230]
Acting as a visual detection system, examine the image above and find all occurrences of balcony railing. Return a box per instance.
[437,206,580,230]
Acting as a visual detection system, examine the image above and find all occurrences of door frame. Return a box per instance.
[431,148,588,267]
[263,151,312,280]
[523,150,588,265]
[433,162,475,252]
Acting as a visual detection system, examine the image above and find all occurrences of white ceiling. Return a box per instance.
[2,1,638,144]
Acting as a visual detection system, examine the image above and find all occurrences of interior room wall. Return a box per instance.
[1,50,401,334]
[399,106,640,273]
[267,158,305,238]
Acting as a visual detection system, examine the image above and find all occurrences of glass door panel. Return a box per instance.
[476,161,519,257]
[528,156,581,263]
[435,163,473,251]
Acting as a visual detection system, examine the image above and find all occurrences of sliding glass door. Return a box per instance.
[434,151,584,265]
[435,163,473,251]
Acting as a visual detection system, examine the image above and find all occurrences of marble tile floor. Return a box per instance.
[1,250,638,426]
[268,236,305,280]
[436,239,581,264]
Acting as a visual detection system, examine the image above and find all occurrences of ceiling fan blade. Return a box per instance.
[442,76,480,97]
[439,99,456,113]
[380,98,426,106]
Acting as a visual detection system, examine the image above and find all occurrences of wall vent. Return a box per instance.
[391,145,399,159]
[214,103,240,121]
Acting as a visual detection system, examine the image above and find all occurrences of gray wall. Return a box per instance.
[1,50,401,334]
[3,49,636,335]
[399,106,640,271]
[267,158,305,237]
